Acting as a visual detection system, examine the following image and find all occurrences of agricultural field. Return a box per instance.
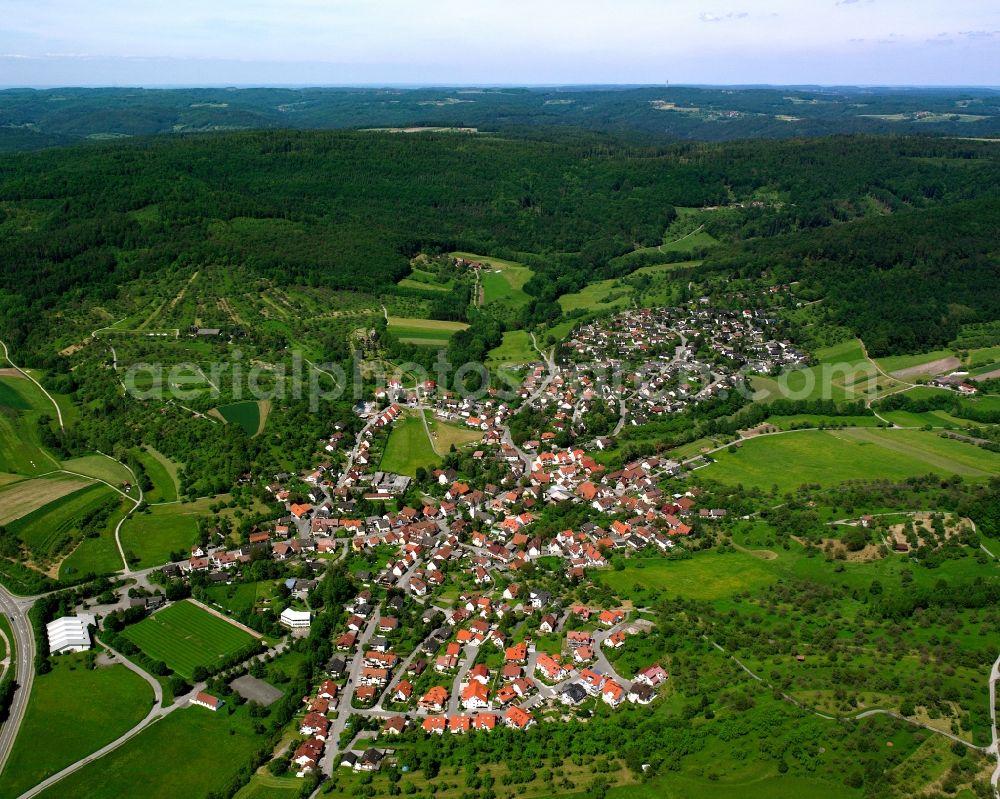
[34,705,264,799]
[61,454,134,487]
[874,348,959,376]
[0,474,93,526]
[6,482,119,562]
[387,316,468,347]
[134,447,180,503]
[702,428,1000,493]
[121,599,257,678]
[398,266,453,293]
[0,653,154,799]
[379,412,439,476]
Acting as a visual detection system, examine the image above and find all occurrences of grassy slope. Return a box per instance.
[0,653,153,799]
[135,447,179,503]
[60,454,133,487]
[7,482,115,559]
[0,474,93,526]
[58,495,131,579]
[34,706,264,799]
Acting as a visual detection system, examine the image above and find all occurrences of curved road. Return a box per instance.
[0,586,36,776]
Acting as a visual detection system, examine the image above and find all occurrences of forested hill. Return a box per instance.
[1,85,999,151]
[0,130,997,357]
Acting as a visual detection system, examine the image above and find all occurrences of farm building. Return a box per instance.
[190,692,224,711]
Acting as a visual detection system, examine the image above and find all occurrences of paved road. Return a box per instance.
[320,611,381,774]
[0,586,36,777]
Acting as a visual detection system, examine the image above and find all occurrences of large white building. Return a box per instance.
[46,613,96,654]
[280,608,312,629]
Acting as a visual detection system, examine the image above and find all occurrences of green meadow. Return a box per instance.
[702,428,999,492]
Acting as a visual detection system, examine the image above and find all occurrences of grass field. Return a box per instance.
[0,378,33,410]
[0,386,60,475]
[630,258,704,278]
[387,316,468,346]
[0,653,154,799]
[702,428,1000,492]
[35,705,264,799]
[233,774,302,799]
[487,330,538,366]
[61,454,133,487]
[379,412,439,476]
[558,278,633,314]
[122,600,256,678]
[7,482,118,560]
[135,447,179,503]
[751,338,908,403]
[597,550,776,601]
[119,500,205,567]
[426,413,483,452]
[205,580,280,615]
[215,400,262,436]
[58,498,130,579]
[451,251,534,307]
[0,474,93,526]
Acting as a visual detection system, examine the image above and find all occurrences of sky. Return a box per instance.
[0,0,997,87]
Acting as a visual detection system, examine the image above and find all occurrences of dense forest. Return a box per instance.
[1,85,999,151]
[1,130,997,359]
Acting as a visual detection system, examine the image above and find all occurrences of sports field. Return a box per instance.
[122,599,257,678]
[702,428,1000,492]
